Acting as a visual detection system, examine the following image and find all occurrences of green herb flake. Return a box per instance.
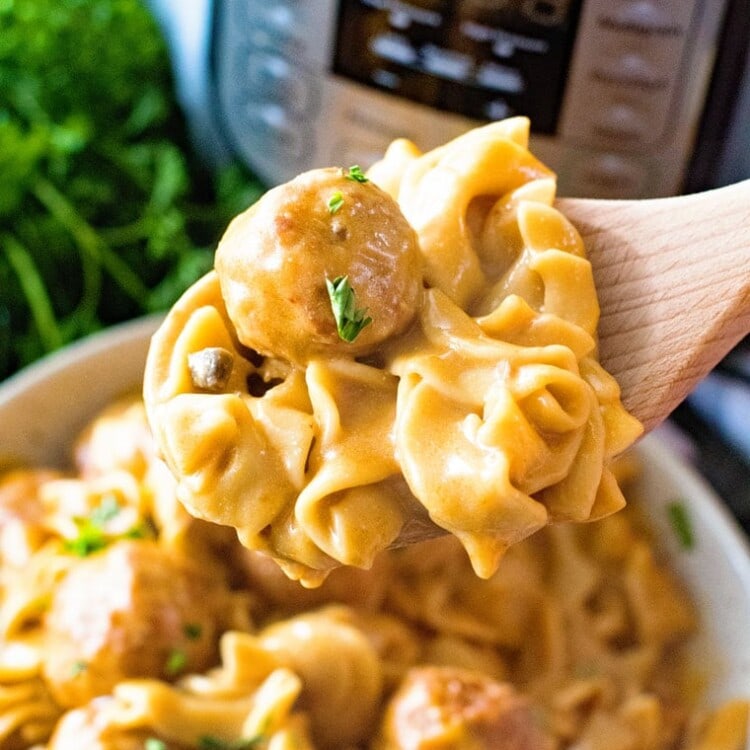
[63,522,108,558]
[63,495,122,557]
[183,622,202,640]
[62,495,157,557]
[667,501,695,550]
[345,165,368,183]
[123,520,155,540]
[198,736,263,750]
[325,275,373,343]
[145,739,167,750]
[89,494,121,526]
[70,659,88,677]
[165,648,187,676]
[327,191,344,214]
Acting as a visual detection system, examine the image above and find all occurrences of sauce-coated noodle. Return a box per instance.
[143,118,643,585]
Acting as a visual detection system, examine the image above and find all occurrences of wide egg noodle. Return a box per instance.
[145,275,413,586]
[383,117,555,308]
[376,122,640,575]
[142,117,645,583]
[290,360,407,569]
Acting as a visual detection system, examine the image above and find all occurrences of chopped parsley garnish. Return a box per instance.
[198,736,263,750]
[89,494,121,525]
[145,739,167,750]
[165,648,187,676]
[345,165,369,183]
[183,622,203,640]
[123,520,155,540]
[63,519,109,557]
[667,501,695,550]
[70,659,88,677]
[327,191,344,214]
[123,526,146,540]
[63,495,121,556]
[62,496,153,557]
[325,275,373,343]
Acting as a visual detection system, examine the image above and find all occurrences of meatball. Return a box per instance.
[380,666,555,750]
[42,540,226,708]
[215,167,423,363]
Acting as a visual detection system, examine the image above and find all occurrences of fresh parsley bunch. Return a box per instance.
[0,0,264,380]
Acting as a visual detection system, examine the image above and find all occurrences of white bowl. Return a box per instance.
[1,317,749,730]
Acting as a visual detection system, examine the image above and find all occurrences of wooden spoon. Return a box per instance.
[394,181,750,549]
[557,179,750,433]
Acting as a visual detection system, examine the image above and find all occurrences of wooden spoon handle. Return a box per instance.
[557,180,750,432]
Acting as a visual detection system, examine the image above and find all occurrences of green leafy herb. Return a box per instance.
[123,520,155,540]
[63,519,109,558]
[325,275,373,342]
[327,191,344,214]
[145,739,167,750]
[70,659,88,677]
[165,648,187,676]
[63,496,157,557]
[63,495,119,557]
[89,494,121,526]
[183,622,202,640]
[345,165,368,183]
[0,0,265,381]
[667,501,695,550]
[198,736,263,750]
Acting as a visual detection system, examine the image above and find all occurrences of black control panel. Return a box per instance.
[334,0,583,134]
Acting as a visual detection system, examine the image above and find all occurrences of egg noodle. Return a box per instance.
[0,397,747,748]
[144,118,642,586]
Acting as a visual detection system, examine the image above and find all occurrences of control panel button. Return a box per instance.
[241,52,318,114]
[594,52,668,89]
[565,150,649,198]
[485,99,513,120]
[370,31,418,66]
[242,103,310,164]
[237,4,306,59]
[592,103,649,141]
[558,0,700,149]
[421,44,473,82]
[606,2,681,35]
[476,61,525,93]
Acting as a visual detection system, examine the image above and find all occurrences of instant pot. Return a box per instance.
[148,0,750,528]
[150,0,750,198]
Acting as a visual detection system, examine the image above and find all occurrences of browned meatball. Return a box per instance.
[380,666,554,750]
[215,167,423,363]
[42,540,226,708]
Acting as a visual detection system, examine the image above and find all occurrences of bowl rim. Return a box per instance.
[0,315,164,406]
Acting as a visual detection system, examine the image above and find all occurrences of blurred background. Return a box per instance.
[1,0,748,529]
